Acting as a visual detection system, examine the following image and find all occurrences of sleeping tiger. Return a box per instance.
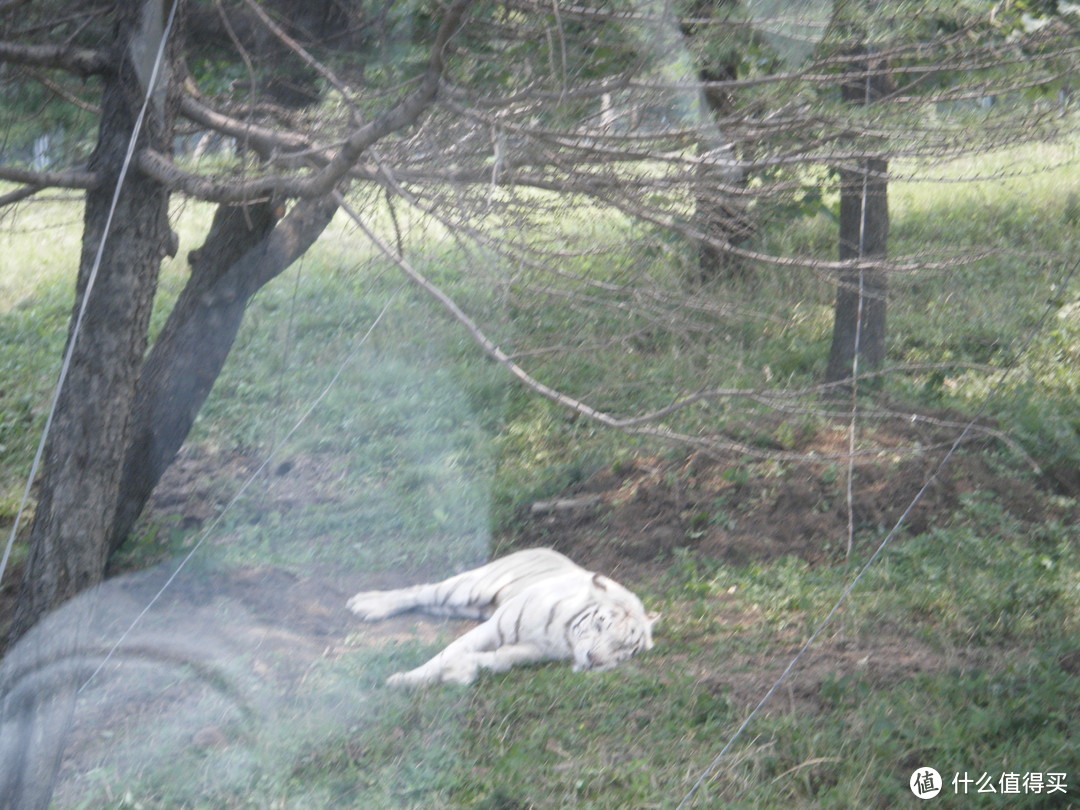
[347,548,658,687]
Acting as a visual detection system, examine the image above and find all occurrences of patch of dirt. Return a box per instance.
[144,416,1072,590]
[495,417,1075,716]
[514,419,1070,581]
[115,563,355,641]
[145,445,350,533]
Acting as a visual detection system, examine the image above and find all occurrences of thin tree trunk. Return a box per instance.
[824,51,891,385]
[7,0,181,646]
[692,64,751,283]
[824,156,888,383]
[107,194,339,556]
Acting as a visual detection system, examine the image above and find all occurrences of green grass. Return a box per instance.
[1,131,1079,808]
[58,482,1078,808]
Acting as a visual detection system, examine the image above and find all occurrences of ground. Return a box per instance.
[2,416,1075,805]
[119,421,1070,653]
[0,417,1053,655]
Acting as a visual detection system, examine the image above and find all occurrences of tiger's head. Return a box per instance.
[569,574,659,672]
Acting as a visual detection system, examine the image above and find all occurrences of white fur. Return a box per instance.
[347,548,658,686]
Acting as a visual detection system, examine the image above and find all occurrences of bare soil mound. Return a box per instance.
[513,420,1064,582]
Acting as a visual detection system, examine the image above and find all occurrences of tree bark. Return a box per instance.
[8,0,182,645]
[107,194,339,556]
[1,5,184,807]
[824,52,891,385]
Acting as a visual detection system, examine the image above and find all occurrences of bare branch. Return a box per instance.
[178,92,319,161]
[146,0,475,202]
[0,40,110,76]
[240,0,359,112]
[136,148,287,202]
[23,67,102,113]
[336,189,968,464]
[0,163,98,189]
[0,184,44,207]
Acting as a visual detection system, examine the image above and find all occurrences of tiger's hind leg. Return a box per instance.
[347,564,522,622]
[347,549,576,622]
[387,644,547,687]
[346,576,493,622]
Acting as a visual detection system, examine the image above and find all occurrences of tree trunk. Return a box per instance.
[107,194,339,556]
[824,52,891,385]
[8,0,182,646]
[1,4,183,807]
[692,64,751,283]
[824,155,888,383]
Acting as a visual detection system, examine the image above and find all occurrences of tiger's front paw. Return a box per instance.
[440,658,480,685]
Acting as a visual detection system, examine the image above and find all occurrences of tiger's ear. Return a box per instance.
[591,573,609,591]
[646,611,661,626]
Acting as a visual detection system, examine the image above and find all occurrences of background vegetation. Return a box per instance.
[1,123,1077,806]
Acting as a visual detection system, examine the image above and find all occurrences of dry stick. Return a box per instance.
[335,192,858,465]
[352,164,1025,462]
[335,188,787,460]
[23,67,101,113]
[212,0,260,161]
[333,191,629,429]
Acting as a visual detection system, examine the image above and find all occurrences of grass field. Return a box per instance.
[0,133,1078,808]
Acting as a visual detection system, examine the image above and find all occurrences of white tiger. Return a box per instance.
[347,548,658,687]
